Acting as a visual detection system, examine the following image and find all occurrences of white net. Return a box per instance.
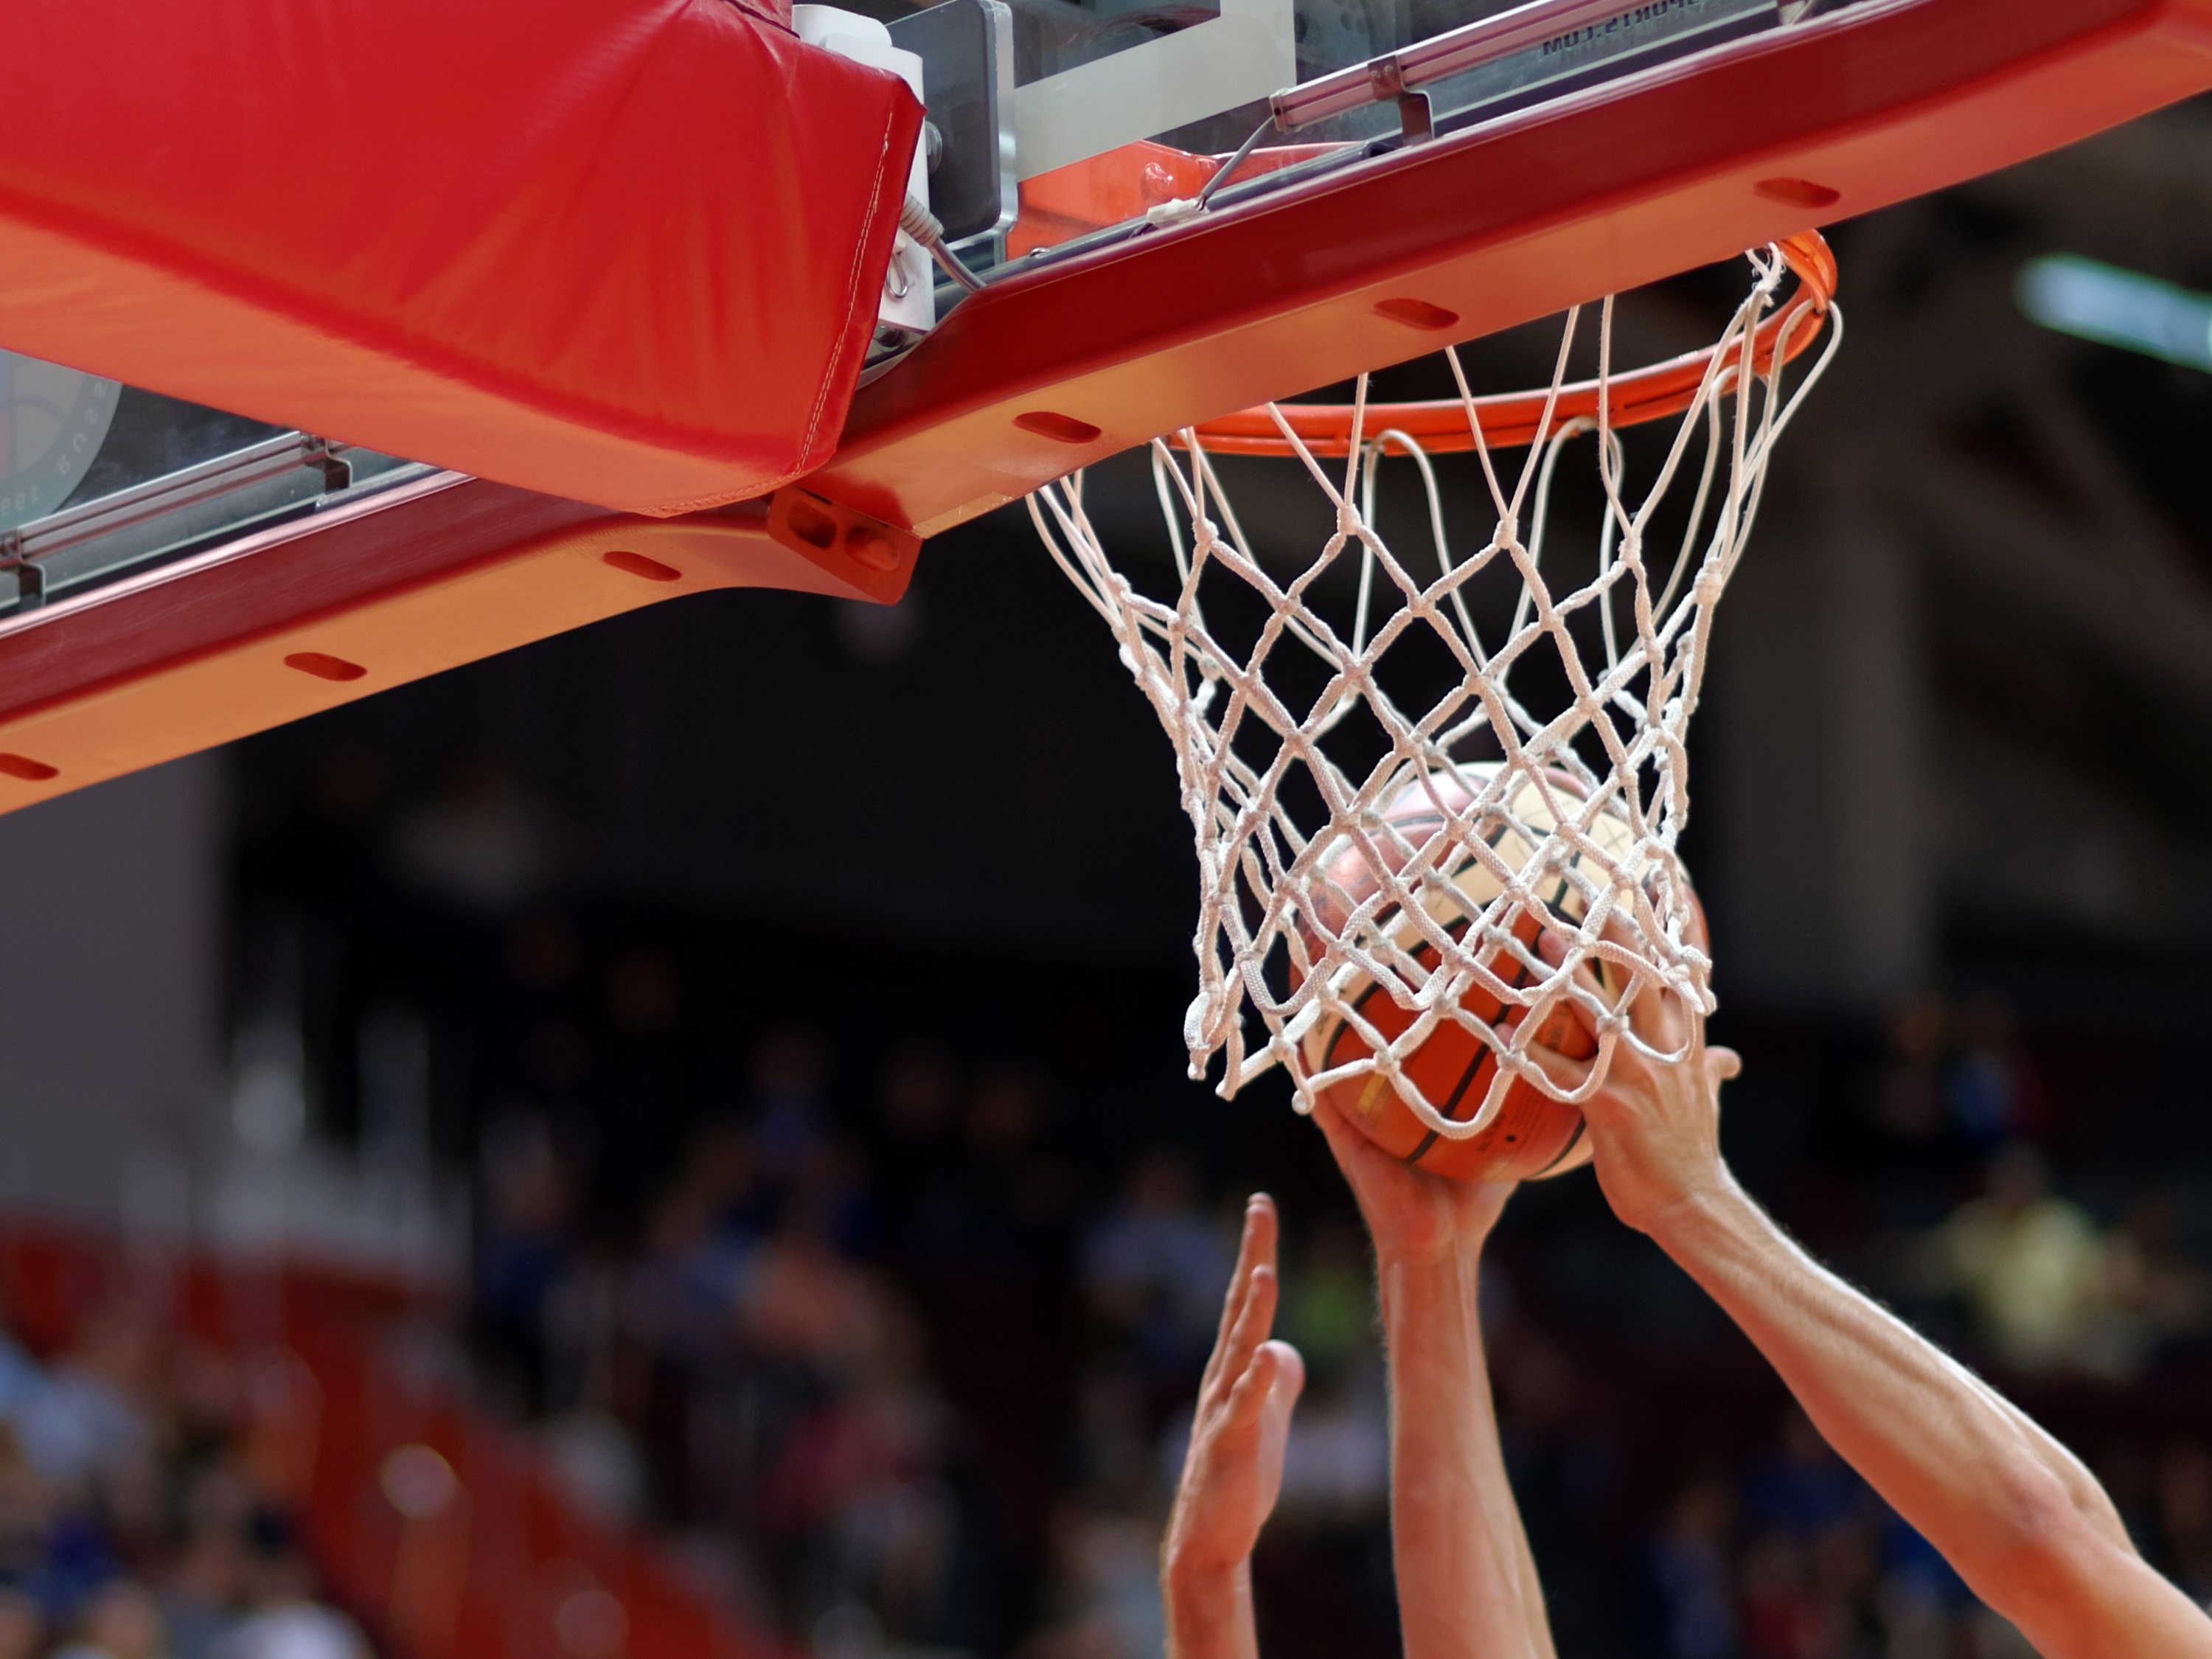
[1030,242,1841,1145]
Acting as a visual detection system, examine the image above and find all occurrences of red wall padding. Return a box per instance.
[0,0,921,515]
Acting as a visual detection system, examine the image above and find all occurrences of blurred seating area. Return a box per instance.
[0,1252,362,1659]
[205,734,2212,1659]
[0,1231,768,1659]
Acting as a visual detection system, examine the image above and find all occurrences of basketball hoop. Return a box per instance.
[1031,233,1840,1143]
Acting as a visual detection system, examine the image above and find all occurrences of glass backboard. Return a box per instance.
[887,0,1844,278]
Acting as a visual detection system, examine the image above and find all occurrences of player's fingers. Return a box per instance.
[1551,906,1690,1052]
[1534,928,1614,1046]
[1246,1192,1279,1277]
[1221,1338,1280,1434]
[1220,1262,1279,1391]
[1309,1092,1369,1169]
[1309,1094,1399,1232]
[1203,1197,1273,1393]
[1514,1028,1596,1096]
[1309,1093,1399,1210]
[1259,1339,1305,1411]
[1707,1046,1743,1084]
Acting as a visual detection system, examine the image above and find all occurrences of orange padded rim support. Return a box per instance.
[0,479,919,815]
[1182,231,1837,458]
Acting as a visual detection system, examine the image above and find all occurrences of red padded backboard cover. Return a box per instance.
[0,0,920,515]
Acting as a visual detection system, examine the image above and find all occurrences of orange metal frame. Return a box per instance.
[2,0,2210,813]
[1185,230,1837,457]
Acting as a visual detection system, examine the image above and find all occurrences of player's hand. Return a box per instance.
[1531,925,1744,1239]
[1310,1094,1515,1268]
[1164,1195,1306,1580]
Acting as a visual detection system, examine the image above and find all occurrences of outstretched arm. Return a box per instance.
[1311,1099,1557,1659]
[1164,1194,1307,1659]
[1539,931,2212,1659]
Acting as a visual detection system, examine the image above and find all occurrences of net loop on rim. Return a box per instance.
[1031,234,1841,1140]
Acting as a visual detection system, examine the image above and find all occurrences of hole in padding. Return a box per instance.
[1015,411,1103,445]
[602,549,682,582]
[0,754,58,782]
[285,651,368,682]
[1374,297,1460,332]
[1754,177,1841,209]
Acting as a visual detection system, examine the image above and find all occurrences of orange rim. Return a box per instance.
[1182,231,1836,459]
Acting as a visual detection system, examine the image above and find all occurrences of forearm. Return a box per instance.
[1654,1183,2212,1657]
[1163,1559,1257,1659]
[1380,1251,1554,1659]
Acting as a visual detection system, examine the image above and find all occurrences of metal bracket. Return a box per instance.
[1368,58,1434,143]
[302,438,354,493]
[0,531,41,611]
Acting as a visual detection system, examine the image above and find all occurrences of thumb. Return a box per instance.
[1706,1046,1743,1085]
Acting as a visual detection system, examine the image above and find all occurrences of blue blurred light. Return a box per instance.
[2016,254,2212,372]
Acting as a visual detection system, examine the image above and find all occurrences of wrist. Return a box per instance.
[1641,1175,1760,1260]
[1162,1531,1250,1591]
[1163,1548,1245,1588]
[1162,1554,1250,1658]
[1371,1212,1500,1277]
[1374,1245,1484,1332]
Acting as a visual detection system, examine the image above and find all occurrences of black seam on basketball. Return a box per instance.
[1405,1128,1440,1166]
[1435,914,1544,1129]
[1531,1114,1587,1176]
[1439,1047,1492,1120]
[1326,967,1405,1067]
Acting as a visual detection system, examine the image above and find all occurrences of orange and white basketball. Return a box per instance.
[1300,765,1698,1183]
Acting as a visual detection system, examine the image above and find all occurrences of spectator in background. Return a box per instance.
[2107,1197,2212,1369]
[1924,1143,2129,1376]
[1270,1217,1387,1528]
[161,1464,251,1659]
[1279,1218,1368,1387]
[1946,995,2048,1153]
[1742,1409,1863,1543]
[0,1586,38,1659]
[212,1520,369,1659]
[471,1110,578,1413]
[1083,1152,1233,1382]
[751,1026,831,1187]
[18,1301,159,1498]
[54,1579,169,1659]
[1649,1478,1736,1659]
[1874,992,1950,1150]
[874,1043,961,1206]
[2155,1442,2212,1604]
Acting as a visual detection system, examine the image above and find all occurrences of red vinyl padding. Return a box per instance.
[0,0,922,515]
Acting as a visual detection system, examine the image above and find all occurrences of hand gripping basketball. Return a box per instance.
[1528,920,1741,1235]
[1300,765,1703,1184]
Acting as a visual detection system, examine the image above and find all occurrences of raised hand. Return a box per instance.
[1165,1195,1307,1587]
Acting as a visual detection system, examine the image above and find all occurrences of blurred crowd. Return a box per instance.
[472,1030,1348,1659]
[0,1300,368,1659]
[465,981,2212,1659]
[459,989,2212,1659]
[1633,987,2212,1659]
[224,748,2212,1659]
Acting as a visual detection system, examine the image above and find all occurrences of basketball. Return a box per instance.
[1299,765,1700,1183]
